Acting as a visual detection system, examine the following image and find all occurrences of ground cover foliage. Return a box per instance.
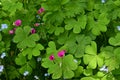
[0,0,120,80]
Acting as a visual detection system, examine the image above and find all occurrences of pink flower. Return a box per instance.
[58,50,66,58]
[34,23,40,27]
[14,19,22,26]
[49,55,55,61]
[38,7,45,14]
[31,28,36,34]
[9,30,14,34]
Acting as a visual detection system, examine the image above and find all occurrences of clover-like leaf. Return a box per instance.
[65,15,87,33]
[13,26,39,49]
[42,54,77,79]
[21,44,44,60]
[100,46,120,71]
[109,33,120,46]
[75,35,92,58]
[62,55,78,79]
[83,41,103,69]
[88,13,109,35]
[57,32,77,54]
[1,0,23,16]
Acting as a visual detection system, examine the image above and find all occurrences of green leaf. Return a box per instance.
[46,41,57,55]
[81,77,96,80]
[7,66,20,80]
[88,13,109,35]
[22,44,44,60]
[83,68,93,76]
[97,72,105,77]
[102,47,120,71]
[61,0,70,5]
[75,35,92,58]
[114,0,120,6]
[42,54,77,79]
[54,27,64,36]
[1,0,23,16]
[19,64,32,74]
[62,55,78,79]
[15,54,26,65]
[48,64,62,79]
[28,58,36,69]
[83,41,103,69]
[42,58,55,68]
[74,66,84,77]
[65,15,87,33]
[13,26,39,49]
[64,0,85,18]
[109,33,120,46]
[88,57,97,69]
[85,41,97,55]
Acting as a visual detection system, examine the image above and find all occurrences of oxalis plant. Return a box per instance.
[0,0,120,80]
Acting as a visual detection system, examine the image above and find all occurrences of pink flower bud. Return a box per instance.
[14,19,22,26]
[38,7,45,14]
[9,30,14,34]
[58,50,66,58]
[49,55,55,61]
[13,28,16,31]
[31,28,36,34]
[34,23,40,27]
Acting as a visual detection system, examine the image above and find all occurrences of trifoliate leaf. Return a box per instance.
[13,26,39,49]
[65,15,87,33]
[42,54,77,79]
[109,33,120,46]
[75,35,92,58]
[88,13,109,35]
[83,41,103,69]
